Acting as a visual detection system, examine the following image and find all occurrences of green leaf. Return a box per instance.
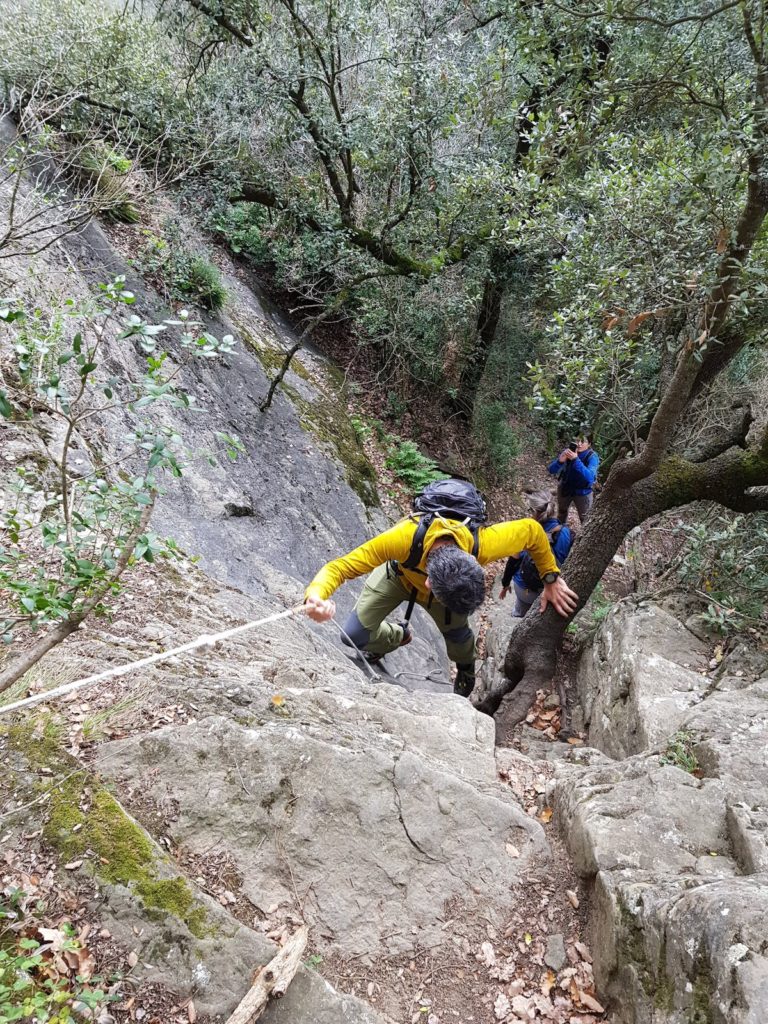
[0,391,13,418]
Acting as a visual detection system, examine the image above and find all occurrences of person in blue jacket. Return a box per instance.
[499,491,573,617]
[548,434,599,524]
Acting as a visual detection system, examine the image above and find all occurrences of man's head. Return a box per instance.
[425,543,485,616]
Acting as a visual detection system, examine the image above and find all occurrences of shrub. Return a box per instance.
[72,142,140,224]
[660,730,700,774]
[673,511,768,636]
[474,400,520,480]
[0,890,116,1022]
[133,222,227,312]
[0,278,237,686]
[385,439,446,492]
[179,257,227,311]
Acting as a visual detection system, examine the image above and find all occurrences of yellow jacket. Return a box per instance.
[305,516,560,604]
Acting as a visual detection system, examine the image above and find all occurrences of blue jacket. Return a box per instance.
[548,448,599,496]
[501,518,573,593]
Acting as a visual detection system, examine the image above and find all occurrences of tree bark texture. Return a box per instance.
[477,431,768,732]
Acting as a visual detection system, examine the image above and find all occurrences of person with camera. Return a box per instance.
[548,434,599,524]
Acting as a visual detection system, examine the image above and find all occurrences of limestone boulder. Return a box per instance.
[576,601,709,760]
[590,871,768,1024]
[555,598,768,1024]
[554,755,735,878]
[97,684,550,959]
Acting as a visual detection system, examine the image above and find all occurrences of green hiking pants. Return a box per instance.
[342,562,476,666]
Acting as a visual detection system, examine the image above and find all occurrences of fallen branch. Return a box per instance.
[225,925,308,1024]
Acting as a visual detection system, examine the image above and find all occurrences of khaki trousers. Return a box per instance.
[343,562,476,666]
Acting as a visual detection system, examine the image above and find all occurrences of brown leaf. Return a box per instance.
[567,737,584,747]
[541,969,556,996]
[493,992,511,1020]
[63,859,83,871]
[627,310,654,336]
[127,950,139,968]
[539,807,553,824]
[75,945,96,981]
[578,991,605,1013]
[38,927,68,951]
[602,315,620,331]
[716,225,729,253]
[574,941,592,963]
[188,1001,197,1023]
[566,889,580,909]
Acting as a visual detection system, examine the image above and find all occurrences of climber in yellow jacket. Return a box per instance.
[304,514,577,698]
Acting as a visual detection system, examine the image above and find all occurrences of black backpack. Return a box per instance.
[402,478,487,570]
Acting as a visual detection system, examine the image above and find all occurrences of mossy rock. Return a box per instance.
[73,143,140,224]
[230,317,378,506]
[6,719,212,938]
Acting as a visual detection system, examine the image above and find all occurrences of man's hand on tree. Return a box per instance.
[541,576,578,617]
[304,595,336,622]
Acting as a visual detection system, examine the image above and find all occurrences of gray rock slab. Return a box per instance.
[681,678,768,803]
[554,755,734,878]
[577,601,710,760]
[97,698,549,959]
[98,879,388,1023]
[591,871,768,1024]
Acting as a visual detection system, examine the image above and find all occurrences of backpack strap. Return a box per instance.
[470,525,479,557]
[403,514,480,570]
[402,513,433,569]
[403,588,418,626]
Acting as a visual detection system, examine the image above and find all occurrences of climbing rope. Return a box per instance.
[0,604,306,716]
[327,617,382,682]
[0,599,447,717]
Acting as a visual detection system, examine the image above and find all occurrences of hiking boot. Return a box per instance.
[453,664,476,699]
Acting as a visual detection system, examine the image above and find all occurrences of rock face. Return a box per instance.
[95,609,549,963]
[557,598,768,1024]
[576,602,709,760]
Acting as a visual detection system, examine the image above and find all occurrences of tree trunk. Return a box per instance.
[473,487,647,725]
[453,268,504,420]
[0,618,83,696]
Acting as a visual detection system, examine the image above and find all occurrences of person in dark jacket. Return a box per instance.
[499,490,573,617]
[548,434,599,524]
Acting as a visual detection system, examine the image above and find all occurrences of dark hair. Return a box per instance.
[426,546,485,615]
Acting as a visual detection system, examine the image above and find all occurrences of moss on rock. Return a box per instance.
[6,718,213,938]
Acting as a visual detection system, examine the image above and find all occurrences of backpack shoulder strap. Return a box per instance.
[470,525,479,557]
[403,515,480,569]
[402,514,433,570]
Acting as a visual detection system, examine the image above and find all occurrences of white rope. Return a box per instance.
[328,618,381,682]
[0,604,306,716]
